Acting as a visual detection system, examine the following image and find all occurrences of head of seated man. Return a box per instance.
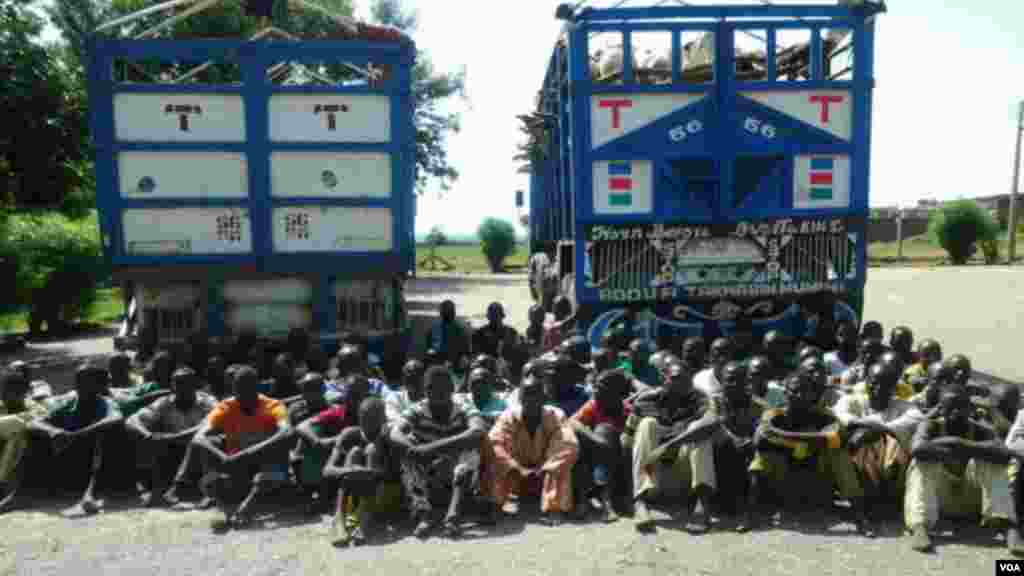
[561,336,592,368]
[865,362,901,413]
[680,337,706,372]
[107,353,133,388]
[856,338,885,371]
[358,396,387,444]
[299,373,327,410]
[783,371,822,416]
[889,326,914,365]
[147,351,175,389]
[799,345,823,364]
[170,367,201,407]
[860,321,884,342]
[334,345,368,381]
[746,356,772,398]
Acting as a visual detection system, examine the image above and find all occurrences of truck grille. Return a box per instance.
[336,281,391,332]
[153,308,197,342]
[585,218,858,299]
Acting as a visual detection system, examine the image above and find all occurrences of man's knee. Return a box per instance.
[453,463,477,486]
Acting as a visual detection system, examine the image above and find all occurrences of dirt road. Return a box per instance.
[2,269,1022,574]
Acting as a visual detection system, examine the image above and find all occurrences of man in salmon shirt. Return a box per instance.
[570,369,631,522]
[193,365,294,530]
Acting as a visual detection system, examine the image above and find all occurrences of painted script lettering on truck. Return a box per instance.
[585,218,858,302]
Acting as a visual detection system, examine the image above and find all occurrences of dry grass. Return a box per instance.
[868,233,1024,266]
[416,243,528,274]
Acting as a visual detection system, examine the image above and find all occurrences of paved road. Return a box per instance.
[3,269,1022,574]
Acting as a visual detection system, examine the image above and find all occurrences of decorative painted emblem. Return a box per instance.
[321,170,338,189]
[137,176,156,194]
[313,103,350,131]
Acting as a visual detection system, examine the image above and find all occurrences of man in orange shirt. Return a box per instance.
[192,365,294,530]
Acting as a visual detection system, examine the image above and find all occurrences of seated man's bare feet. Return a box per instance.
[80,497,103,515]
[162,484,183,506]
[440,515,462,539]
[413,517,433,539]
[0,491,21,514]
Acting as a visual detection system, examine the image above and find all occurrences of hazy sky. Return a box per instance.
[37,1,1024,236]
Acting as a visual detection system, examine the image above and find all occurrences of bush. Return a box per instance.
[477,217,517,273]
[928,200,1000,265]
[980,238,1000,265]
[0,210,107,333]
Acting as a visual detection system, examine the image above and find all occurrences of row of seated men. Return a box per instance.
[0,313,1022,556]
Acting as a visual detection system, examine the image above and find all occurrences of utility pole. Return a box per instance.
[1009,101,1024,264]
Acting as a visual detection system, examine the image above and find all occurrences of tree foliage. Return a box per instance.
[425,224,447,248]
[0,0,92,209]
[928,200,1000,265]
[477,217,517,273]
[371,0,465,193]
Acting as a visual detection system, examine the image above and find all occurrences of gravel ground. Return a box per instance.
[2,268,1022,575]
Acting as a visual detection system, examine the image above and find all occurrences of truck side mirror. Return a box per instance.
[515,190,524,208]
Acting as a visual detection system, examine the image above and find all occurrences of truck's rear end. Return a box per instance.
[87,15,416,362]
[527,1,884,346]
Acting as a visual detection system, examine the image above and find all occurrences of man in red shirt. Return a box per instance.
[192,365,294,530]
[570,369,631,522]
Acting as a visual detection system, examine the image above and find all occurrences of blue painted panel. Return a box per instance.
[90,37,415,269]
[590,98,712,158]
[535,4,880,343]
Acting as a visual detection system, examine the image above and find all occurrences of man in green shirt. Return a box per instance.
[29,363,123,514]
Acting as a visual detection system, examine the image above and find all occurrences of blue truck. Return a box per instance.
[526,0,886,348]
[86,4,417,363]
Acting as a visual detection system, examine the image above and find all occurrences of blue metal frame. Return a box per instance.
[87,37,416,275]
[529,2,881,341]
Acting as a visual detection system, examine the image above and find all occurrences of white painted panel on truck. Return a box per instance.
[268,94,390,142]
[119,152,248,198]
[592,160,653,215]
[114,94,246,142]
[591,93,705,149]
[270,152,391,198]
[223,278,313,303]
[742,90,852,141]
[139,284,200,308]
[272,206,392,252]
[226,304,313,336]
[793,154,851,209]
[122,207,252,255]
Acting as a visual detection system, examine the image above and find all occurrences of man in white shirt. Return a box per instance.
[384,360,425,422]
[693,338,732,398]
[834,362,923,509]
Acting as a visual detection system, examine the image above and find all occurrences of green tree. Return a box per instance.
[426,224,447,249]
[0,0,91,208]
[928,200,1000,265]
[371,0,465,193]
[478,217,516,273]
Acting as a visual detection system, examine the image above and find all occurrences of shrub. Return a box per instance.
[928,200,1000,265]
[477,217,517,273]
[0,210,107,333]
